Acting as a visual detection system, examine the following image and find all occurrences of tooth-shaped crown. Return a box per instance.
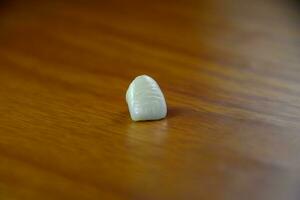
[126,75,167,121]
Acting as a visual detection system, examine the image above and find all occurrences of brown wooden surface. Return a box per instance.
[0,0,300,199]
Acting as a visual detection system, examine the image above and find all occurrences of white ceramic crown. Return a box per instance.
[126,75,167,121]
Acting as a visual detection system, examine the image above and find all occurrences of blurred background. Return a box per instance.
[0,0,300,200]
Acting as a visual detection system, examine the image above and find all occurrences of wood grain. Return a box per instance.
[0,0,300,199]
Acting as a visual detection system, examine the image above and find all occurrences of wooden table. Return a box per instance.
[0,0,300,199]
